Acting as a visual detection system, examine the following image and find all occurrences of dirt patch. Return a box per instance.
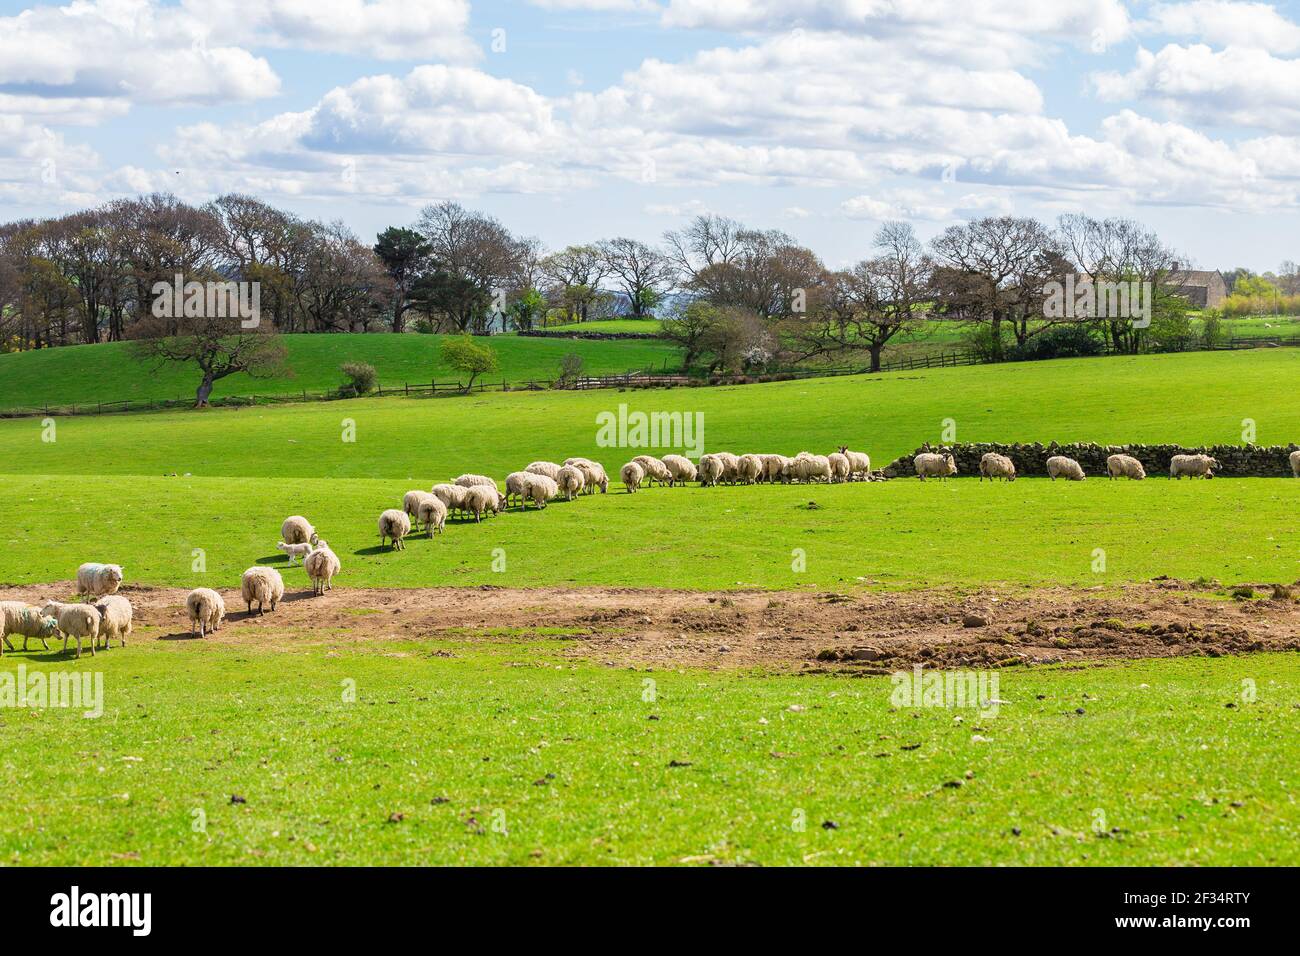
[4,580,1298,671]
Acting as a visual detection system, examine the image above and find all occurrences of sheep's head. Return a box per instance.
[108,566,124,586]
[38,616,59,637]
[309,532,321,546]
[838,445,848,455]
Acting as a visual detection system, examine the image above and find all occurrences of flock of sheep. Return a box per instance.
[4,445,1295,659]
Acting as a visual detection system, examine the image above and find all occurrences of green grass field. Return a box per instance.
[0,333,683,411]
[1,346,1298,865]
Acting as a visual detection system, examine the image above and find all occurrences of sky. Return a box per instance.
[2,0,1300,271]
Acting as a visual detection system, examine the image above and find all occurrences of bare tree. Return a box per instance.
[598,238,677,318]
[416,201,525,332]
[541,244,611,323]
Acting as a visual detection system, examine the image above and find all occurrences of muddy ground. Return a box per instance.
[5,579,1298,672]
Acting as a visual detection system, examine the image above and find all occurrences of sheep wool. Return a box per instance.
[418,496,448,536]
[465,485,504,523]
[632,455,673,487]
[76,562,123,598]
[1170,454,1219,479]
[978,453,1016,482]
[526,461,562,481]
[914,453,957,481]
[186,588,226,637]
[661,454,697,484]
[505,472,534,508]
[304,544,342,595]
[281,516,318,547]
[0,601,59,655]
[837,447,871,480]
[41,601,100,659]
[621,461,645,493]
[557,464,586,500]
[1046,456,1087,481]
[524,474,559,509]
[94,594,133,650]
[431,483,470,516]
[454,474,498,489]
[737,454,765,485]
[1291,449,1300,478]
[241,566,285,615]
[827,453,851,483]
[698,455,724,487]
[379,509,412,550]
[1106,454,1146,480]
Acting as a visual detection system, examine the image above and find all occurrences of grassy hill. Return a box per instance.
[0,333,683,411]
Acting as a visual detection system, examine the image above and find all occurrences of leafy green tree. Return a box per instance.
[373,227,431,333]
[440,335,499,391]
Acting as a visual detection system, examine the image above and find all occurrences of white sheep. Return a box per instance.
[465,485,505,522]
[0,601,59,655]
[1170,453,1219,479]
[379,509,412,550]
[304,544,342,595]
[432,483,470,518]
[186,588,226,637]
[567,459,609,494]
[557,464,586,500]
[277,540,315,566]
[662,454,698,485]
[1107,454,1146,480]
[698,454,724,487]
[41,601,100,659]
[1046,455,1087,481]
[524,474,559,509]
[914,452,957,481]
[418,496,448,535]
[281,516,319,547]
[979,452,1017,482]
[94,594,133,650]
[455,474,498,489]
[827,452,851,483]
[404,490,436,523]
[714,452,742,485]
[526,461,562,481]
[632,455,673,487]
[241,566,285,615]
[505,472,534,508]
[1291,449,1300,478]
[759,454,789,483]
[621,461,645,493]
[737,454,765,485]
[786,452,832,483]
[837,446,871,480]
[76,562,123,598]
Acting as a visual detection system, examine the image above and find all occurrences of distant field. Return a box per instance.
[541,318,666,334]
[0,333,683,411]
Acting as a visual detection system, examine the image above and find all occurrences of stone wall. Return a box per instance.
[878,441,1300,479]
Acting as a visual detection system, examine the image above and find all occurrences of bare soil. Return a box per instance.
[5,579,1298,672]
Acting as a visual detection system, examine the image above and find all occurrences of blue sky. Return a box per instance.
[3,0,1300,271]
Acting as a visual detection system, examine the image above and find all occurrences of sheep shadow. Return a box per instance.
[159,631,204,641]
[255,554,292,566]
[354,545,400,556]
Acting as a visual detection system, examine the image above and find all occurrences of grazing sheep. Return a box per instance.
[737,454,765,485]
[838,447,871,480]
[281,516,319,547]
[417,496,448,536]
[94,595,133,650]
[567,459,609,494]
[465,485,505,523]
[277,540,315,566]
[304,544,341,596]
[76,562,123,598]
[632,455,674,487]
[1107,454,1146,480]
[432,483,470,518]
[557,464,586,500]
[1291,449,1300,477]
[378,509,412,550]
[186,588,226,637]
[914,452,957,481]
[662,454,698,485]
[240,567,285,615]
[526,461,562,481]
[404,490,436,524]
[827,452,851,483]
[41,601,100,659]
[0,601,59,655]
[1170,453,1219,479]
[621,461,645,493]
[713,452,742,485]
[698,454,724,487]
[979,453,1017,482]
[786,452,833,483]
[524,474,559,509]
[455,474,498,490]
[1046,456,1087,481]
[505,471,535,508]
[759,454,789,484]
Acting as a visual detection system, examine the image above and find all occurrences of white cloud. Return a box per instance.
[1143,1,1300,54]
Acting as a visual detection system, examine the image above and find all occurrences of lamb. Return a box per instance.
[240,566,285,615]
[621,461,645,493]
[827,452,851,483]
[431,483,470,518]
[378,509,412,549]
[1046,455,1087,481]
[0,601,59,655]
[464,485,505,523]
[94,594,133,650]
[662,454,698,485]
[1292,449,1300,478]
[277,540,315,566]
[979,453,1017,482]
[698,454,724,487]
[76,562,123,598]
[632,455,674,487]
[838,446,871,480]
[455,474,498,489]
[404,490,436,523]
[737,454,765,485]
[524,474,559,509]
[418,496,448,536]
[40,601,100,659]
[557,464,586,500]
[185,588,226,637]
[526,461,562,481]
[1107,454,1146,480]
[304,544,341,596]
[505,471,535,508]
[914,452,957,481]
[1170,453,1219,479]
[281,516,319,547]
